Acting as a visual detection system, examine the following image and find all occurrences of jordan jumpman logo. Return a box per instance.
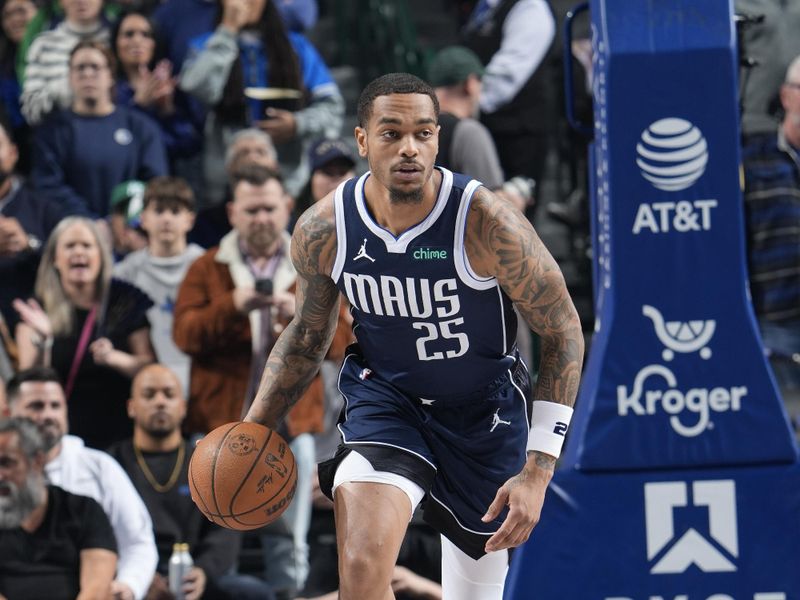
[490,408,511,432]
[353,238,375,262]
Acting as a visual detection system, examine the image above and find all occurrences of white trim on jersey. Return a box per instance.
[428,492,495,537]
[454,180,497,291]
[354,168,454,254]
[497,287,508,353]
[330,180,349,282]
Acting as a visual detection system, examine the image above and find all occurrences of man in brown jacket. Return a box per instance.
[173,163,352,597]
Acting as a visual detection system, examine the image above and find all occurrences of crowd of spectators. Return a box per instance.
[0,0,797,598]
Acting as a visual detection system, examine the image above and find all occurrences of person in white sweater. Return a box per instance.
[20,0,110,125]
[5,366,158,600]
[113,176,204,395]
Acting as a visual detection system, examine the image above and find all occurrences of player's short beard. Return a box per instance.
[0,472,46,529]
[389,185,424,205]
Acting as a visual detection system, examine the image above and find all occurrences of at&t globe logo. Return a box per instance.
[636,118,708,192]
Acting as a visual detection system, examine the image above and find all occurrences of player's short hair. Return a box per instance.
[5,367,63,407]
[357,72,440,127]
[143,176,196,213]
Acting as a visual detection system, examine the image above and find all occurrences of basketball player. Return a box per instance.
[245,73,584,600]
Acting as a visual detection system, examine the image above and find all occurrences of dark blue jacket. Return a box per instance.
[31,107,168,218]
[0,179,65,328]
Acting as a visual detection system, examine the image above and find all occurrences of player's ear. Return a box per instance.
[355,126,368,158]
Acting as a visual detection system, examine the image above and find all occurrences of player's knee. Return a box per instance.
[338,542,394,594]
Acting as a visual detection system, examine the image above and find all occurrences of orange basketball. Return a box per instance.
[188,422,297,530]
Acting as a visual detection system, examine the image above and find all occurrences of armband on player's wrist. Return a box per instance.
[526,401,574,458]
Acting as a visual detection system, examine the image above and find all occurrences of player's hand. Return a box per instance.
[233,287,273,314]
[110,579,135,600]
[256,108,297,144]
[182,566,207,600]
[481,452,554,553]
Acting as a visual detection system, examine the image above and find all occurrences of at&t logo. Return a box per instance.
[636,118,708,192]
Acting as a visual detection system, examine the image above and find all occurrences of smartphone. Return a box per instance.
[255,278,273,295]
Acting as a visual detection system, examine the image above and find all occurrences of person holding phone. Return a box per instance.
[174,163,353,596]
[178,0,344,203]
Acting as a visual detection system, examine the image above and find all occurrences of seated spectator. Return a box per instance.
[0,417,117,600]
[174,164,320,597]
[31,40,168,219]
[6,367,158,600]
[20,0,110,125]
[13,216,155,448]
[0,0,36,170]
[225,127,279,174]
[109,180,148,259]
[742,54,800,401]
[114,177,204,395]
[111,11,205,196]
[293,137,356,224]
[0,117,64,330]
[189,128,280,249]
[179,0,344,203]
[109,364,276,600]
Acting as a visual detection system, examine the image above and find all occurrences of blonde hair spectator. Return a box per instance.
[35,216,112,337]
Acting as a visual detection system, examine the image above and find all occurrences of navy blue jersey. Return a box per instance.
[331,167,518,398]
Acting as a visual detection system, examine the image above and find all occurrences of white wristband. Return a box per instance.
[526,401,574,458]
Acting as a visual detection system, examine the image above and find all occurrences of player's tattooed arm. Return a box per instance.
[245,198,340,429]
[466,186,584,416]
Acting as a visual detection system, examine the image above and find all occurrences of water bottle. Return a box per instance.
[168,542,193,599]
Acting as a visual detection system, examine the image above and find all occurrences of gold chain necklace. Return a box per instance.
[133,441,185,493]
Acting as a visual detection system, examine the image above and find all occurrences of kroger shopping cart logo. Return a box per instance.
[645,480,737,574]
[617,305,747,437]
[636,118,708,192]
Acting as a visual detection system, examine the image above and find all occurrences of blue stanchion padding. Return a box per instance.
[562,0,797,472]
[504,465,800,600]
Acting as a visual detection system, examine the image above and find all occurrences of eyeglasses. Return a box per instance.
[71,62,108,74]
[120,28,154,39]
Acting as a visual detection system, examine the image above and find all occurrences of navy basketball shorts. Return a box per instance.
[318,346,532,560]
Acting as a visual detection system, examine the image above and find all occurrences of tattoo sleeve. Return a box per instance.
[244,201,340,429]
[466,187,585,410]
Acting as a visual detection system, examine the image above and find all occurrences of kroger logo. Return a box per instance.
[617,306,748,437]
[636,118,708,192]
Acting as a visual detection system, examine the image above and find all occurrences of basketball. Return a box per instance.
[188,422,297,530]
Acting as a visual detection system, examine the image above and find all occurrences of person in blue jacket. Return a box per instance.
[179,0,342,203]
[30,40,167,219]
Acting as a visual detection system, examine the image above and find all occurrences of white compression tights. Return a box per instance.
[333,451,509,599]
[441,535,509,600]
